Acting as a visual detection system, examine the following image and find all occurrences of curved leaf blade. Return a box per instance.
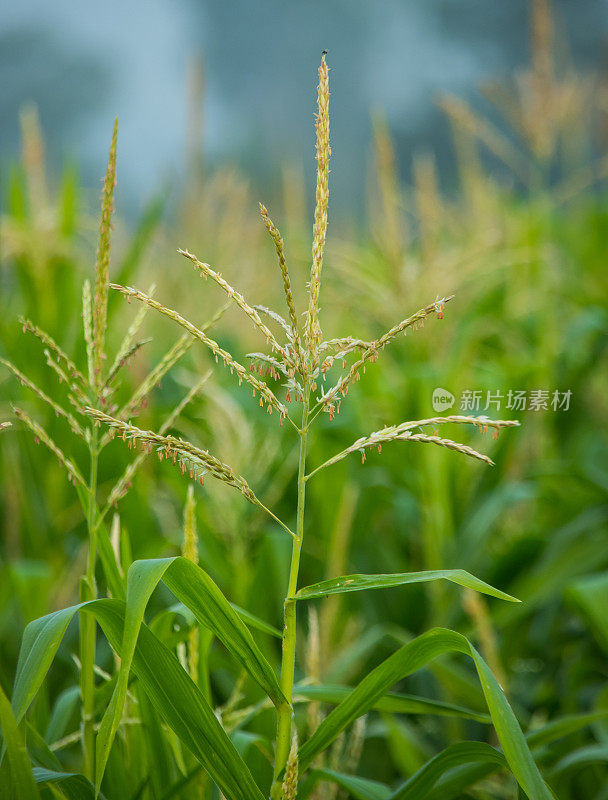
[12,607,79,724]
[96,557,284,790]
[295,570,518,602]
[294,684,490,723]
[91,599,265,800]
[32,768,104,800]
[12,599,265,800]
[527,710,608,749]
[308,768,391,800]
[0,682,40,799]
[297,628,552,800]
[389,742,506,799]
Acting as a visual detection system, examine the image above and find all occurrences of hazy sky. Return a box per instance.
[1,0,606,214]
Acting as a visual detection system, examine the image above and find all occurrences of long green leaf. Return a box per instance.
[0,682,40,799]
[96,556,284,790]
[137,687,174,797]
[231,603,282,639]
[389,742,506,799]
[550,743,608,778]
[45,686,81,744]
[294,684,490,723]
[25,722,63,771]
[297,628,552,800]
[307,768,391,800]
[32,768,104,800]
[12,600,265,800]
[415,712,604,799]
[12,607,80,724]
[158,601,281,640]
[295,569,518,602]
[527,711,608,749]
[424,764,499,800]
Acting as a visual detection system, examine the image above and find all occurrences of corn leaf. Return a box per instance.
[297,628,552,800]
[389,742,507,799]
[95,557,285,789]
[295,570,518,602]
[12,599,266,800]
[32,768,103,800]
[527,711,608,749]
[0,682,40,799]
[45,686,81,745]
[231,602,282,639]
[157,601,281,640]
[304,768,391,800]
[549,743,608,779]
[137,688,175,798]
[12,607,80,724]
[395,711,604,800]
[294,684,490,723]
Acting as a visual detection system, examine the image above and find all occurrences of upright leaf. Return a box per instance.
[0,682,40,799]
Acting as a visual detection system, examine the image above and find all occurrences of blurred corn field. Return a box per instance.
[1,1,608,797]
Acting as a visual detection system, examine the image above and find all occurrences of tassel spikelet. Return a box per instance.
[111,300,228,433]
[258,203,302,365]
[92,119,118,390]
[308,415,520,478]
[82,280,95,388]
[317,296,454,409]
[116,333,194,425]
[254,305,293,339]
[281,733,299,800]
[100,372,211,521]
[306,52,330,365]
[0,422,12,433]
[182,485,200,682]
[178,248,290,364]
[11,406,86,487]
[41,349,89,411]
[0,359,85,439]
[19,316,86,387]
[107,284,156,380]
[102,338,152,396]
[86,407,258,503]
[109,284,287,419]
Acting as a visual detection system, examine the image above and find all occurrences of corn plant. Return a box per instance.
[0,122,228,791]
[2,55,560,800]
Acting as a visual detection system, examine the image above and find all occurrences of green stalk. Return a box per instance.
[80,423,99,779]
[273,387,310,793]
